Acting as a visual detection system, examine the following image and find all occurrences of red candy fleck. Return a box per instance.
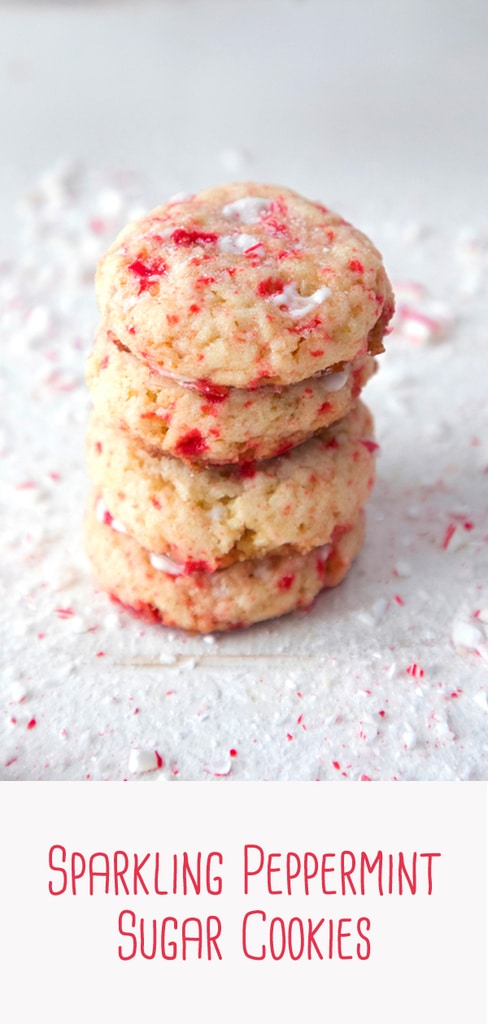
[189,303,201,314]
[184,559,213,574]
[238,462,256,479]
[27,718,37,730]
[171,229,218,246]
[406,663,424,678]
[128,257,167,293]
[155,750,164,769]
[257,277,284,297]
[310,349,325,357]
[278,574,295,591]
[55,607,74,619]
[174,429,209,458]
[291,316,322,333]
[394,594,405,606]
[442,524,456,549]
[318,401,332,415]
[229,749,238,758]
[190,379,229,403]
[332,761,340,770]
[348,259,364,274]
[360,439,380,453]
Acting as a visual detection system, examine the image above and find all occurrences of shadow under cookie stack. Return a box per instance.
[85,183,394,633]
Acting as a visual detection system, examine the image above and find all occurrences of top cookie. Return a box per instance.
[96,182,394,388]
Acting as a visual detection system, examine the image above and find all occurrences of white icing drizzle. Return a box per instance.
[149,551,184,576]
[320,368,349,393]
[222,196,272,223]
[217,233,261,255]
[318,544,332,560]
[271,282,331,318]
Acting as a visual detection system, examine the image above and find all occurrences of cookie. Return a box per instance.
[95,182,393,388]
[84,491,366,633]
[86,325,377,464]
[85,400,377,572]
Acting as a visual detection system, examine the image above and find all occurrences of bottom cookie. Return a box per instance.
[84,492,366,633]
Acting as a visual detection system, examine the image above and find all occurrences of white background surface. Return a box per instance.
[1,0,488,782]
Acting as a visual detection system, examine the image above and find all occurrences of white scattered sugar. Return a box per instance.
[128,748,161,775]
[203,635,216,645]
[270,281,331,318]
[473,691,488,711]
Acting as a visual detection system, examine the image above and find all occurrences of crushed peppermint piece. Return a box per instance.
[128,748,163,775]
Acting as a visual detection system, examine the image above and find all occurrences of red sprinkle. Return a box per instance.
[27,718,37,730]
[278,574,295,591]
[360,439,380,453]
[174,429,209,459]
[257,277,284,297]
[55,607,74,619]
[332,761,341,770]
[442,523,456,549]
[190,379,229,403]
[394,594,405,606]
[128,257,167,293]
[155,750,164,769]
[229,749,238,758]
[348,259,364,274]
[406,663,424,678]
[184,559,213,574]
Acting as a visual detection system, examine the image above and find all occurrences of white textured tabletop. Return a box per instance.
[1,0,487,781]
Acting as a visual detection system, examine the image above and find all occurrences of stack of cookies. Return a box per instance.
[85,183,394,632]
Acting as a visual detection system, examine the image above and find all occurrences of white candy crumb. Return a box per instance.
[402,724,417,750]
[128,748,160,774]
[149,552,183,575]
[222,196,272,223]
[217,233,261,255]
[451,619,483,651]
[473,691,488,711]
[11,681,28,702]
